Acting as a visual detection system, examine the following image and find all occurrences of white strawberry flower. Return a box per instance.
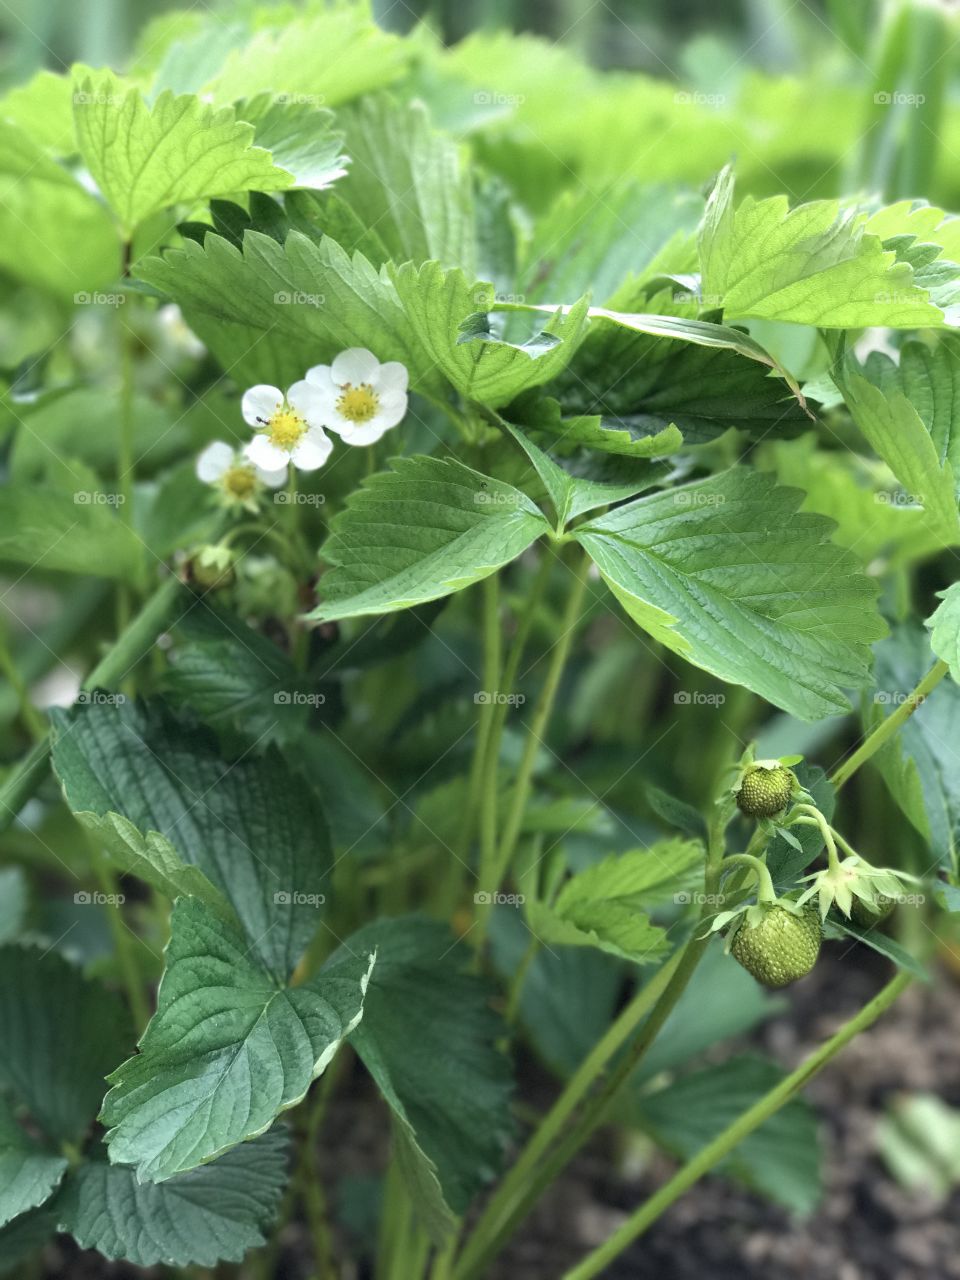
[241,381,334,472]
[304,348,408,446]
[196,441,286,511]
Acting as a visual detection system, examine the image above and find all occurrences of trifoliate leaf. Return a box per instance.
[0,1099,67,1230]
[0,946,131,1145]
[58,1130,289,1265]
[50,697,332,980]
[575,467,885,721]
[392,262,589,407]
[101,897,375,1182]
[700,167,940,328]
[325,917,514,1244]
[309,456,550,622]
[73,76,293,234]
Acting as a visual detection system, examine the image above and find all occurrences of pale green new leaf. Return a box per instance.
[309,456,550,622]
[556,839,706,913]
[926,585,960,682]
[837,366,960,543]
[58,1130,289,1266]
[74,76,293,233]
[392,262,590,407]
[526,898,671,965]
[236,93,347,190]
[337,97,475,273]
[325,917,513,1244]
[700,167,940,327]
[102,897,375,1182]
[575,468,885,721]
[860,339,960,489]
[0,486,141,581]
[0,1099,67,1230]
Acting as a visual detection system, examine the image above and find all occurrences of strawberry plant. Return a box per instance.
[1,1,959,1277]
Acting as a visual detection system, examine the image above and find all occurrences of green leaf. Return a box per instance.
[926,585,960,682]
[0,485,141,580]
[511,393,682,460]
[0,946,131,1145]
[101,897,374,1182]
[392,262,589,407]
[575,468,885,721]
[50,697,332,980]
[699,167,940,327]
[863,337,960,483]
[526,897,670,965]
[872,624,960,867]
[74,76,292,234]
[236,92,347,190]
[824,918,929,980]
[308,456,549,623]
[0,70,76,153]
[203,9,408,108]
[0,1205,59,1276]
[139,231,432,389]
[499,419,662,529]
[336,97,475,273]
[0,1099,67,1230]
[325,916,514,1243]
[836,365,960,543]
[632,1055,821,1214]
[0,120,118,297]
[58,1129,289,1266]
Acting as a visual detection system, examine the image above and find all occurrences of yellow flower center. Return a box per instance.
[268,407,307,449]
[222,464,257,501]
[336,383,379,424]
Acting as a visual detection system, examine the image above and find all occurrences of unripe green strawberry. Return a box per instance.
[731,902,822,987]
[736,764,794,818]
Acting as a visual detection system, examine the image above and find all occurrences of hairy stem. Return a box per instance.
[562,971,913,1279]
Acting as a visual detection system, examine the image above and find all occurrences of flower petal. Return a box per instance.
[287,379,335,430]
[338,419,392,447]
[332,347,379,386]
[304,363,334,388]
[375,392,408,428]
[291,426,333,471]
[242,384,283,429]
[245,435,289,470]
[375,361,409,394]
[255,464,288,488]
[196,441,234,483]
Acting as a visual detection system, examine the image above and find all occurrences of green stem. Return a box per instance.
[0,629,46,742]
[720,853,777,903]
[475,573,503,911]
[478,550,590,940]
[455,814,727,1280]
[794,804,841,873]
[0,572,187,834]
[562,971,914,1280]
[830,659,948,790]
